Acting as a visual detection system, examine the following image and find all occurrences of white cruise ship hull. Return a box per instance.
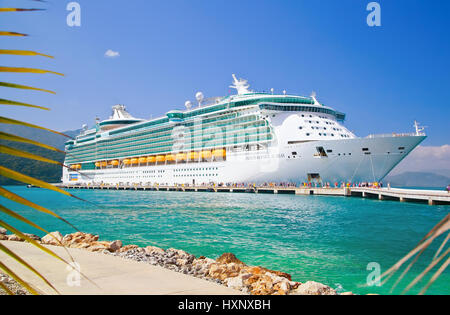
[64,135,425,186]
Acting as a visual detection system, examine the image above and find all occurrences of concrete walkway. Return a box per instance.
[0,241,241,295]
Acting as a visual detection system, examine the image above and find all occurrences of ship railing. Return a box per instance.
[365,132,421,139]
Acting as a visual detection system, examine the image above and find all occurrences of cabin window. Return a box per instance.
[362,148,369,151]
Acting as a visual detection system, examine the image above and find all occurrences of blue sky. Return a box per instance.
[1,0,449,146]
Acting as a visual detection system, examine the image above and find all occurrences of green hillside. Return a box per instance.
[0,126,80,185]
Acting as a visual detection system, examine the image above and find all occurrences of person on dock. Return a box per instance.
[446,184,450,193]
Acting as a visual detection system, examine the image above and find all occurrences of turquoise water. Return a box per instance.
[1,186,449,295]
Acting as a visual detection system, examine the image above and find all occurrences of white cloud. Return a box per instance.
[104,49,120,58]
[390,145,450,175]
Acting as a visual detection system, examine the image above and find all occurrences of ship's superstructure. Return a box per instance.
[62,75,426,185]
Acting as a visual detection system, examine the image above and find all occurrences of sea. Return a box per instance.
[1,185,449,295]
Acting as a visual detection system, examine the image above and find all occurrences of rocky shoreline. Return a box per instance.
[0,228,352,295]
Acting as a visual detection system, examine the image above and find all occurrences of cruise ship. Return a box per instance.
[62,75,426,186]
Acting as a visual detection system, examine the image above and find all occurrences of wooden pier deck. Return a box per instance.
[54,183,450,206]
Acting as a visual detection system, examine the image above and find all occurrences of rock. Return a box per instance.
[340,291,354,295]
[224,275,244,290]
[87,242,110,252]
[108,240,122,252]
[0,228,6,235]
[248,274,274,295]
[119,244,139,253]
[24,234,41,241]
[0,234,7,241]
[62,232,99,247]
[291,281,337,295]
[144,245,164,256]
[7,234,24,242]
[216,253,245,265]
[41,231,63,246]
[209,263,242,281]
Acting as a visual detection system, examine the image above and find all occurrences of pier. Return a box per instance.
[54,183,450,206]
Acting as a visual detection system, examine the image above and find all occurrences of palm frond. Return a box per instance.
[0,145,62,165]
[0,260,38,295]
[0,281,15,295]
[0,8,45,12]
[381,214,450,294]
[0,50,53,58]
[0,98,49,110]
[0,132,62,152]
[0,242,59,294]
[0,66,63,76]
[0,82,55,94]
[0,116,70,137]
[0,31,27,37]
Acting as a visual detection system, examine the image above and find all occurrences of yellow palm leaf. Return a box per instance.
[0,8,45,12]
[0,82,55,94]
[0,98,49,110]
[0,66,63,76]
[0,31,27,37]
[0,281,14,295]
[0,260,38,295]
[0,242,59,294]
[0,116,70,138]
[0,188,76,231]
[0,202,59,238]
[0,132,62,152]
[0,166,71,197]
[0,49,53,58]
[0,145,61,165]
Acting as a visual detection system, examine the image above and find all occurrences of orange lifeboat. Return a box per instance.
[123,159,130,165]
[130,158,139,165]
[147,156,156,163]
[101,161,107,167]
[111,160,119,166]
[156,155,165,163]
[95,162,100,168]
[187,151,199,161]
[165,154,175,162]
[212,149,226,158]
[200,150,212,159]
[138,157,147,164]
[176,153,187,161]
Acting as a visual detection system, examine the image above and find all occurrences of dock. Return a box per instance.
[55,183,450,206]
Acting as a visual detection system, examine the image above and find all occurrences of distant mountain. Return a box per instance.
[384,171,450,188]
[0,125,80,185]
[0,124,80,151]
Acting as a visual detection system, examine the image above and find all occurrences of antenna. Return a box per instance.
[195,92,204,107]
[414,120,427,136]
[311,91,320,105]
[185,101,192,110]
